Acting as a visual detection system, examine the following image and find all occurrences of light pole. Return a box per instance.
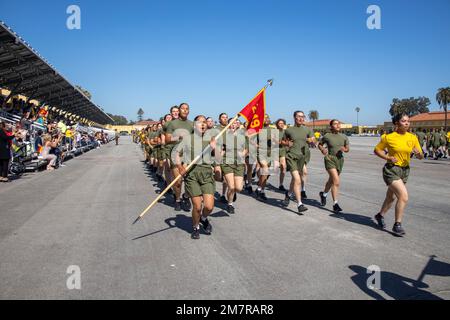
[355,107,361,134]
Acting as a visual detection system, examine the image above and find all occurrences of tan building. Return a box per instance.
[381,111,449,131]
[106,120,160,134]
[304,119,353,134]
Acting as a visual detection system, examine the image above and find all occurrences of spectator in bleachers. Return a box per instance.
[0,121,20,182]
[41,134,58,171]
[65,126,74,151]
[75,130,82,150]
[50,132,65,167]
[34,129,43,154]
[57,119,67,143]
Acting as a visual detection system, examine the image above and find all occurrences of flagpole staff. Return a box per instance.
[132,79,273,225]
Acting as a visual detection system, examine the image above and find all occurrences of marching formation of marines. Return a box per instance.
[132,104,448,240]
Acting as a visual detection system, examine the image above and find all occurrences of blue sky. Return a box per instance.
[1,0,449,125]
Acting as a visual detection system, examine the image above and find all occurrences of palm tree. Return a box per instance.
[308,110,319,130]
[436,87,450,132]
[137,108,144,122]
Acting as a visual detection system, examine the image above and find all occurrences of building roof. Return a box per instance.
[409,111,449,122]
[0,21,113,125]
[305,119,333,126]
[305,119,351,126]
[135,120,159,126]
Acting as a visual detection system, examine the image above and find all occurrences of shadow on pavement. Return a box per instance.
[210,210,229,218]
[256,195,302,216]
[132,214,192,240]
[349,259,450,299]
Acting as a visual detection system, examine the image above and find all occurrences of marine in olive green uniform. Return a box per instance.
[220,123,248,213]
[281,111,315,213]
[318,120,350,213]
[321,132,349,174]
[431,129,442,159]
[176,115,215,239]
[284,125,314,174]
[165,104,194,211]
[414,129,426,154]
[179,132,215,198]
[255,115,273,201]
[277,123,287,191]
[213,113,230,203]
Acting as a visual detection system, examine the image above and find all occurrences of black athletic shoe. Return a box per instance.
[319,192,327,206]
[220,195,227,204]
[191,228,200,239]
[282,191,290,207]
[181,195,191,212]
[279,185,286,192]
[227,204,235,214]
[200,218,212,234]
[258,191,268,202]
[297,204,308,213]
[374,213,386,229]
[392,223,405,237]
[245,184,253,194]
[174,201,181,211]
[301,191,308,199]
[333,203,343,213]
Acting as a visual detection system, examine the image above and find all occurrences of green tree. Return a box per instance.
[308,110,319,130]
[389,97,430,117]
[436,87,450,132]
[137,108,144,122]
[107,113,129,125]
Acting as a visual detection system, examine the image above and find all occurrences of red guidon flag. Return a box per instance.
[238,88,266,134]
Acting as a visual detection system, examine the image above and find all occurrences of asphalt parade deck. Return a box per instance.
[0,136,449,299]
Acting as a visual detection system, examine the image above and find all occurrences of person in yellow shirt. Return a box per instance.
[447,131,450,157]
[314,131,321,140]
[65,127,74,150]
[373,114,423,237]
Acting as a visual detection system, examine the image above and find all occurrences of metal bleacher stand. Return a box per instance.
[0,20,114,175]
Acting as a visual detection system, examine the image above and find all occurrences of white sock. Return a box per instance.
[228,202,233,206]
[297,201,303,206]
[257,187,262,192]
[201,216,207,221]
[323,192,328,197]
[334,200,338,205]
[194,224,199,230]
